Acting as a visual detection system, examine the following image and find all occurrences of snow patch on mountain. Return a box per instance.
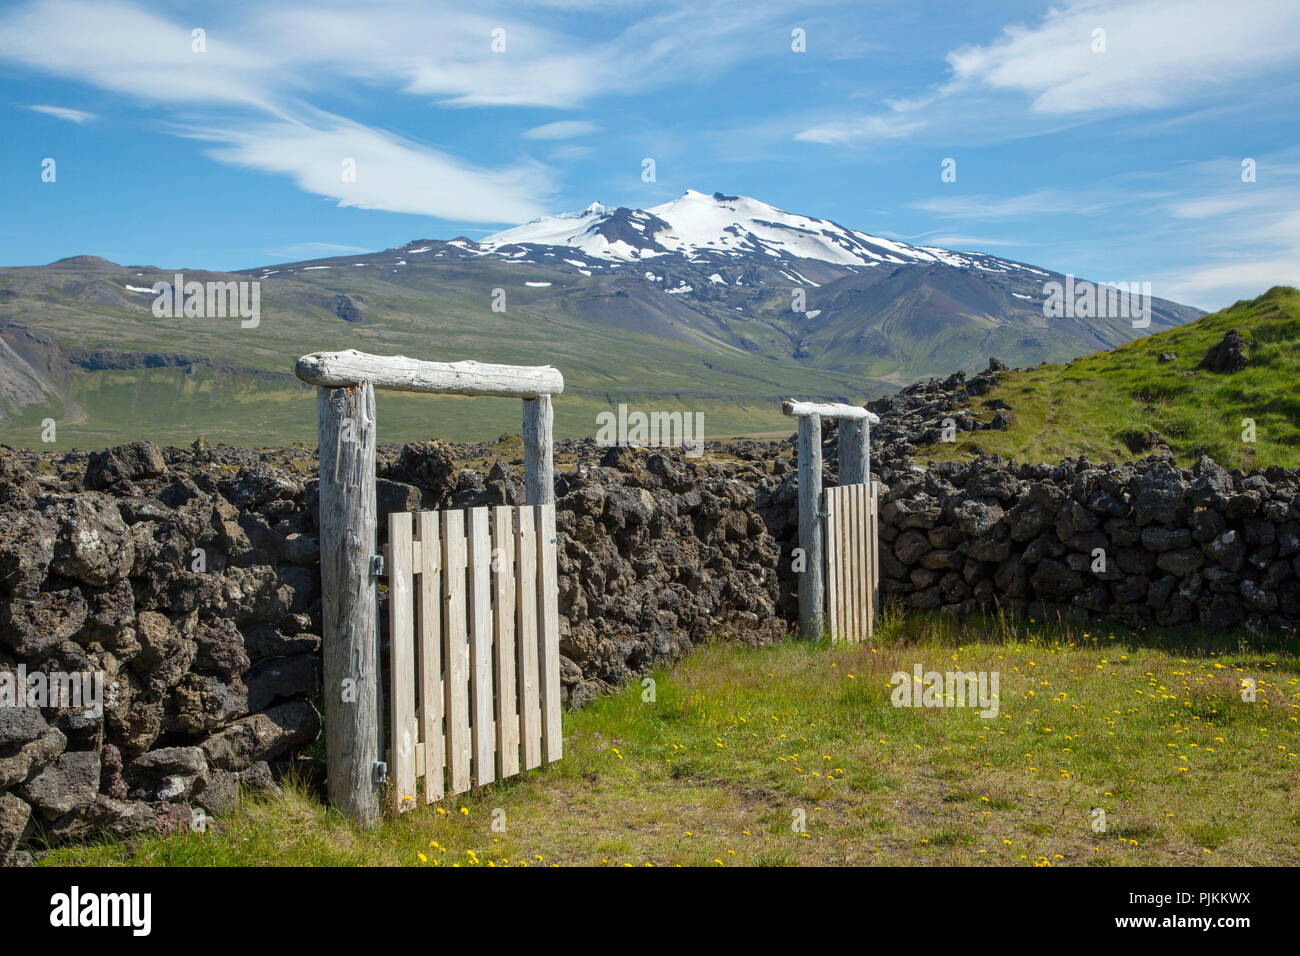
[478,189,1037,277]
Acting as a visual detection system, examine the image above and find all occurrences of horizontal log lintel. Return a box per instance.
[782,399,880,423]
[296,350,564,398]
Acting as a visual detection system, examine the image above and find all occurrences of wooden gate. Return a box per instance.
[823,482,879,643]
[782,399,881,642]
[297,348,563,826]
[384,503,562,809]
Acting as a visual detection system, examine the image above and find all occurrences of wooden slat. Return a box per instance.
[824,489,838,642]
[493,506,520,779]
[824,483,884,646]
[388,512,418,810]
[441,509,471,796]
[869,482,879,638]
[862,488,872,641]
[873,482,881,587]
[840,487,853,643]
[836,487,849,643]
[417,511,444,802]
[515,506,542,770]
[842,486,852,642]
[467,507,496,787]
[844,487,857,642]
[858,484,870,642]
[852,486,863,642]
[536,503,563,763]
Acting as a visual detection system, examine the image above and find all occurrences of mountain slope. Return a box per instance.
[0,190,1203,448]
[917,286,1300,469]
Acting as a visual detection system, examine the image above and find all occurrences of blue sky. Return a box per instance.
[2,0,1298,310]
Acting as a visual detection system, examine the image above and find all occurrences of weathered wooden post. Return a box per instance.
[796,412,824,640]
[296,349,563,825]
[782,399,881,642]
[315,382,381,827]
[522,394,554,506]
[839,417,870,487]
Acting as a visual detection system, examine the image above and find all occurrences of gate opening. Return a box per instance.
[782,399,881,643]
[296,349,564,826]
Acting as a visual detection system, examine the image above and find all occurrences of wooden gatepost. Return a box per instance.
[295,349,563,827]
[782,399,881,643]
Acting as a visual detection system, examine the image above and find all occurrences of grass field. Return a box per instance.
[0,366,799,451]
[920,286,1300,469]
[40,611,1300,867]
[0,256,875,450]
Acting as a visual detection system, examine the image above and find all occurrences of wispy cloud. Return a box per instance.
[27,104,95,123]
[267,241,376,260]
[548,144,595,160]
[1149,155,1300,305]
[914,234,1026,249]
[796,0,1300,146]
[794,114,922,145]
[523,120,601,140]
[191,115,551,223]
[0,0,811,223]
[0,0,564,222]
[910,189,1115,220]
[946,0,1300,115]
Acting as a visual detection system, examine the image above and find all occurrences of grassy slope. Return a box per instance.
[40,613,1300,867]
[0,253,1201,451]
[919,286,1300,469]
[0,260,883,449]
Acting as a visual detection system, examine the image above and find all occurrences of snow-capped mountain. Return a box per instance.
[479,189,1043,277]
[0,189,1203,444]
[222,187,1197,394]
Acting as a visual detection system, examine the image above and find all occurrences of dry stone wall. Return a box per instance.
[3,355,1296,861]
[0,437,782,862]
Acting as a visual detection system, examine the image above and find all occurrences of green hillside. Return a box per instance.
[919,286,1300,470]
[0,256,867,449]
[0,237,1199,450]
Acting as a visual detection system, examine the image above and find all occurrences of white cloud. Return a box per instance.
[193,116,551,223]
[0,0,557,222]
[0,0,809,221]
[794,114,922,144]
[27,104,95,123]
[946,0,1300,115]
[1162,259,1300,302]
[523,120,601,140]
[548,144,595,160]
[795,0,1300,148]
[910,189,1114,220]
[268,241,377,260]
[1138,155,1300,307]
[917,235,1026,249]
[0,0,273,109]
